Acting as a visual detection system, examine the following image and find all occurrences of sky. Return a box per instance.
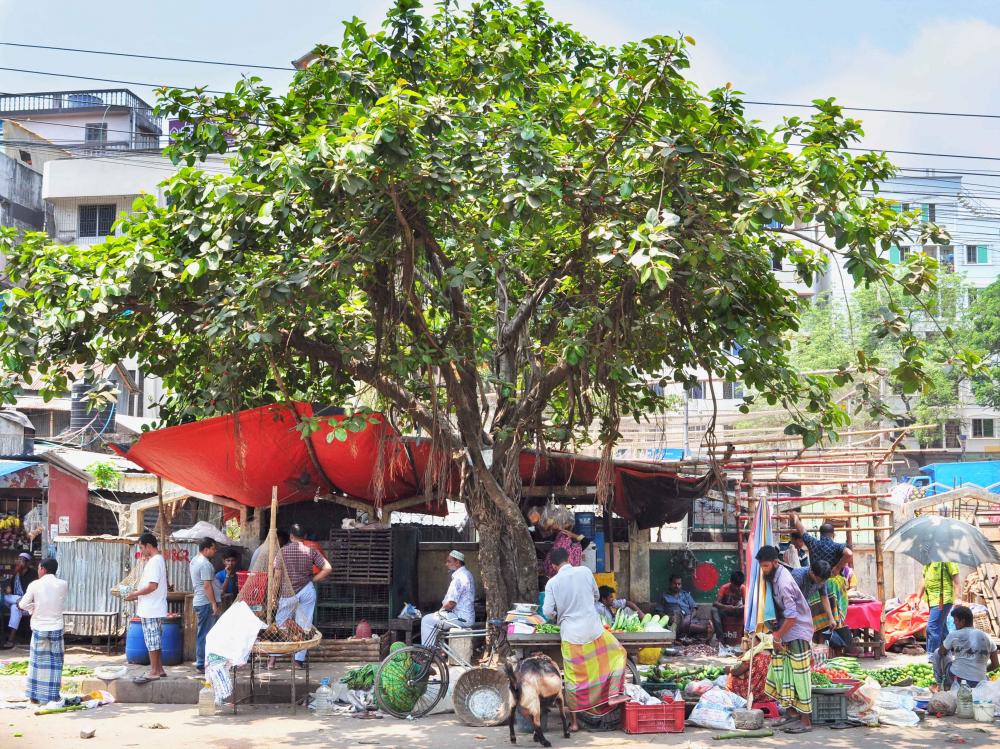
[4,0,1000,189]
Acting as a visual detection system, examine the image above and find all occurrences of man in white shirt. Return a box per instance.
[420,550,476,646]
[18,557,68,704]
[125,532,169,683]
[543,547,626,731]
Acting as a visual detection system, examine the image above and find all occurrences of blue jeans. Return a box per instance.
[926,603,952,656]
[194,604,216,668]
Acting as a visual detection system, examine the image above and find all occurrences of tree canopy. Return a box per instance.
[0,0,980,611]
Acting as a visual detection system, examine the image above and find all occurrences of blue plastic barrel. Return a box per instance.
[125,616,149,665]
[161,615,183,666]
[573,511,597,539]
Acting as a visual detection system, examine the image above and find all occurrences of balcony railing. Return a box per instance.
[0,89,161,135]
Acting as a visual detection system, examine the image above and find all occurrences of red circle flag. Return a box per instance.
[692,562,719,592]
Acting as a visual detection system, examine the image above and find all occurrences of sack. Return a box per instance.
[854,677,881,709]
[684,679,715,699]
[927,690,957,716]
[689,687,747,730]
[877,707,920,727]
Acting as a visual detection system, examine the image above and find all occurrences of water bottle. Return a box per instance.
[957,680,974,719]
[198,682,216,717]
[314,678,334,717]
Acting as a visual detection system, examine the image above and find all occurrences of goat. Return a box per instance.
[506,654,570,747]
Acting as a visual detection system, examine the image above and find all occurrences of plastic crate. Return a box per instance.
[813,692,849,724]
[622,700,685,734]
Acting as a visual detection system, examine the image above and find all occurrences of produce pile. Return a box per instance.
[378,642,428,713]
[644,665,724,690]
[825,657,935,688]
[341,664,375,690]
[0,515,28,550]
[535,623,560,634]
[0,660,93,677]
[810,671,833,687]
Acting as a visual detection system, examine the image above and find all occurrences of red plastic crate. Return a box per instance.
[623,700,685,734]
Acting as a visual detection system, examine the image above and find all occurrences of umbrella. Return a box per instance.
[744,498,776,634]
[883,515,1000,567]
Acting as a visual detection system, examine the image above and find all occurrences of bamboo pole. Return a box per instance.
[266,485,279,626]
[737,478,892,486]
[868,462,886,604]
[739,511,891,521]
[706,424,936,447]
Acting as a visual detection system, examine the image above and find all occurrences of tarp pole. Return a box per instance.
[266,485,278,626]
[868,461,886,604]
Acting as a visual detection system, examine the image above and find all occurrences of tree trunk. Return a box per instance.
[465,471,538,619]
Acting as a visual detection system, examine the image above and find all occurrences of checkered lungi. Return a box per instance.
[26,629,64,704]
[561,629,627,714]
[141,617,163,651]
[764,638,813,715]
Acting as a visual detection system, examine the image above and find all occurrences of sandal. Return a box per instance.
[771,716,799,728]
[783,725,813,734]
[132,673,164,685]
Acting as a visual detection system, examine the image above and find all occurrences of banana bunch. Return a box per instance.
[0,515,20,530]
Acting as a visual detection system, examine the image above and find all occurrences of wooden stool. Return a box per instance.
[388,617,420,645]
[853,628,885,659]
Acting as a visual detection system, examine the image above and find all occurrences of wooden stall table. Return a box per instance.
[845,599,885,659]
[507,631,675,676]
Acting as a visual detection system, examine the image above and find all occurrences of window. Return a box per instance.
[78,204,117,238]
[921,203,936,222]
[18,149,31,166]
[966,244,990,265]
[722,381,744,400]
[771,251,783,271]
[84,122,108,143]
[690,383,706,400]
[889,245,911,264]
[972,418,995,439]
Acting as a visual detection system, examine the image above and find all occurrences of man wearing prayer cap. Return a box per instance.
[421,549,476,645]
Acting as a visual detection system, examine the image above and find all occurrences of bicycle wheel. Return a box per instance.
[374,645,450,719]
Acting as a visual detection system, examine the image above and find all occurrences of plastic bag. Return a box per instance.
[877,687,916,712]
[397,603,421,619]
[927,690,957,716]
[854,677,881,709]
[689,687,747,730]
[684,679,715,699]
[972,680,1000,717]
[624,683,661,705]
[877,707,920,727]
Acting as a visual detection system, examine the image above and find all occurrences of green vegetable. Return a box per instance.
[810,671,833,687]
[341,663,375,690]
[641,614,652,625]
[0,661,92,677]
[714,729,773,740]
[535,623,561,634]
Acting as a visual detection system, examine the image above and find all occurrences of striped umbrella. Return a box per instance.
[744,497,776,633]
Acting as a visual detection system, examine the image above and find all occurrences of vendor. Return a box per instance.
[711,570,746,643]
[918,561,960,657]
[656,574,710,640]
[420,550,476,646]
[934,605,998,689]
[783,532,809,569]
[595,585,643,625]
[3,552,37,649]
[790,560,834,642]
[757,545,814,734]
[725,634,773,702]
[790,513,853,574]
[215,551,241,612]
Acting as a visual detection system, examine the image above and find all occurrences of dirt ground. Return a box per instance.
[3,702,999,749]
[3,645,999,748]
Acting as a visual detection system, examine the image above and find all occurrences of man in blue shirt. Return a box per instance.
[656,574,709,640]
[791,514,853,574]
[215,551,240,612]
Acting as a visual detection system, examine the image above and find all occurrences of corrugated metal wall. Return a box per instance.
[56,537,198,637]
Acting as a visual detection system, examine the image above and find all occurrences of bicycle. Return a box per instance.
[374,617,642,720]
[374,618,509,718]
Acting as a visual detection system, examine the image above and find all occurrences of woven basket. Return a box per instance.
[454,667,514,727]
[252,631,323,655]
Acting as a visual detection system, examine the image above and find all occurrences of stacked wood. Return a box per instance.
[308,636,389,663]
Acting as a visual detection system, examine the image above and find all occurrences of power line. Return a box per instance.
[746,99,1000,121]
[0,41,295,72]
[0,66,229,94]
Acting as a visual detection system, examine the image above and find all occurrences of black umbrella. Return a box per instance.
[883,515,1000,567]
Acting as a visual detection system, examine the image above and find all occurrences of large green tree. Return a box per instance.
[965,282,1000,410]
[0,0,978,613]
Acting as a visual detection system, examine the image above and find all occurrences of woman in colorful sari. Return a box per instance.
[725,636,773,703]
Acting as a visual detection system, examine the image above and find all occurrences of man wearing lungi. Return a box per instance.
[18,558,68,705]
[543,546,626,732]
[756,545,814,734]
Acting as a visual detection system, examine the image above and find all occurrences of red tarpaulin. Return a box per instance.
[115,403,707,523]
